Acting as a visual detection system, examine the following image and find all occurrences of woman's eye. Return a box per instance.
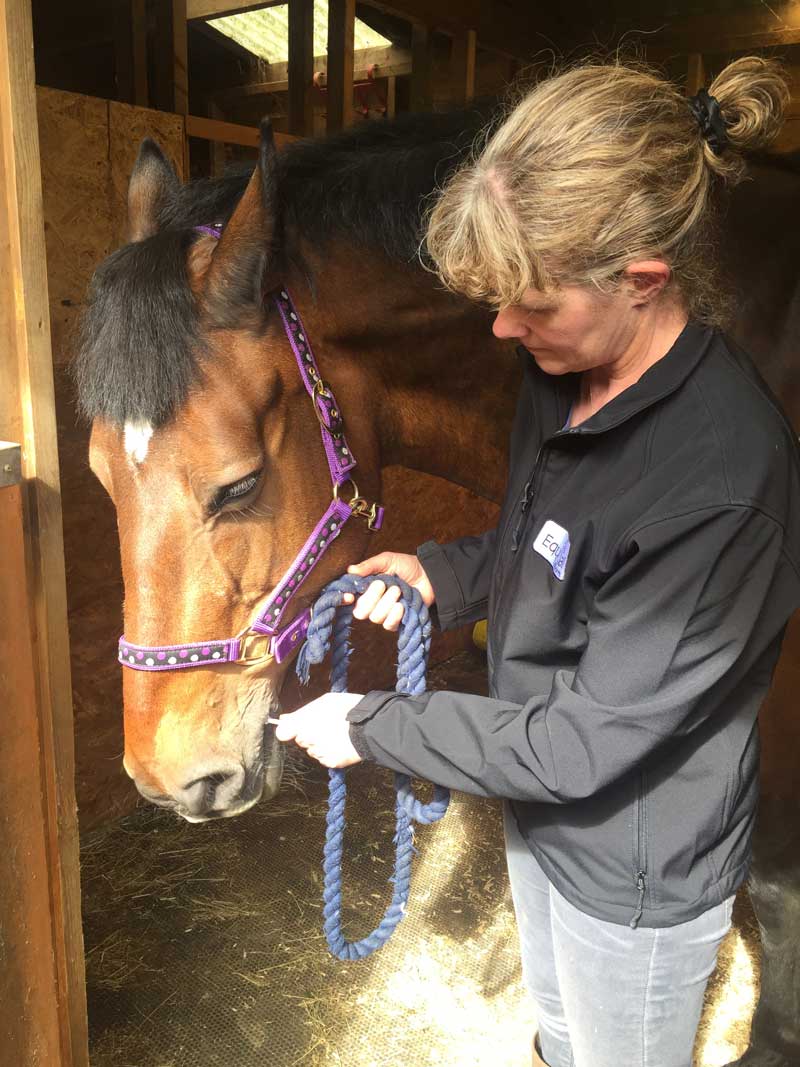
[211,469,262,513]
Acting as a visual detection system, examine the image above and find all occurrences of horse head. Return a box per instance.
[79,123,382,821]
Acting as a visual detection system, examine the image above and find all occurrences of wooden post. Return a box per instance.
[208,100,227,177]
[289,0,314,136]
[151,0,189,115]
[451,29,476,105]
[410,23,433,112]
[326,0,355,132]
[687,53,705,96]
[0,1,88,1065]
[113,0,148,106]
[385,74,396,119]
[173,0,188,115]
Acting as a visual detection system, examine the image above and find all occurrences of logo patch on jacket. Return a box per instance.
[533,520,570,580]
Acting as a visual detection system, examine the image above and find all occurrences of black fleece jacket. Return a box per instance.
[347,324,800,927]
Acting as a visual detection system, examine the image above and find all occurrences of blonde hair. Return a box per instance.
[425,56,789,323]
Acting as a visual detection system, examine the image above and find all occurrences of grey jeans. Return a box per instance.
[503,802,735,1067]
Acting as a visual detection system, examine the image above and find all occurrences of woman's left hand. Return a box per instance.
[274,692,364,768]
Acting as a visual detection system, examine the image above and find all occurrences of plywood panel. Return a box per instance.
[37,87,111,368]
[54,367,133,833]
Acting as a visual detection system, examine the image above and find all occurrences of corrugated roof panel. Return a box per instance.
[210,2,392,64]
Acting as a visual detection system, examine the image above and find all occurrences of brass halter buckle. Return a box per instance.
[312,378,343,432]
[332,478,381,531]
[236,631,275,665]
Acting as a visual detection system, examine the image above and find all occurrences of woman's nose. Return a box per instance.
[492,306,525,340]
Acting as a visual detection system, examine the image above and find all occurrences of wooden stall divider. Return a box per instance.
[0,2,88,1065]
[327,0,356,132]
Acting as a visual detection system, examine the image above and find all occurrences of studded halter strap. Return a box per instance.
[118,227,384,672]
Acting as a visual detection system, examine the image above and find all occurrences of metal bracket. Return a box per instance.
[0,442,21,488]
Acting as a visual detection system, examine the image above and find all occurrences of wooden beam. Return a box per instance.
[361,0,546,61]
[188,0,280,17]
[645,1,800,53]
[686,53,705,97]
[410,23,433,112]
[186,112,296,147]
[451,28,476,105]
[327,0,355,132]
[113,0,148,106]
[288,0,314,136]
[152,0,189,114]
[0,1,88,1065]
[173,0,189,115]
[212,45,411,101]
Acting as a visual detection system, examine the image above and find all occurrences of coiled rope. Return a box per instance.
[295,573,450,960]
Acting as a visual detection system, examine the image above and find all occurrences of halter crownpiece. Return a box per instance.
[688,88,729,156]
[118,225,385,672]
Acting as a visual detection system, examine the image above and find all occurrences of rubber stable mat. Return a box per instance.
[82,650,759,1067]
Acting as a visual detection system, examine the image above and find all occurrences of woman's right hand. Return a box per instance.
[343,552,435,632]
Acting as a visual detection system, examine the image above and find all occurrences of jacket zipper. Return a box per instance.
[630,871,646,930]
[630,771,648,929]
[510,445,545,552]
[509,420,584,553]
[488,421,582,654]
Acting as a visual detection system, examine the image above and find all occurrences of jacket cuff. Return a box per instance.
[348,722,375,761]
[346,689,399,724]
[416,539,460,632]
[347,691,399,761]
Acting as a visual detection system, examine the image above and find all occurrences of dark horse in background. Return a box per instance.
[76,107,800,1065]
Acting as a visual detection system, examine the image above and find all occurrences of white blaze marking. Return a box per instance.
[124,421,154,464]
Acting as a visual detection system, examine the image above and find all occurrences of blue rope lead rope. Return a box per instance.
[295,573,451,961]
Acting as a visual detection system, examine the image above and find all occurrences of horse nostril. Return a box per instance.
[175,766,245,817]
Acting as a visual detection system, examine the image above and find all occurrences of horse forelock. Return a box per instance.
[76,227,203,429]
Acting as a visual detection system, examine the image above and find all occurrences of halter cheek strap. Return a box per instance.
[118,228,384,672]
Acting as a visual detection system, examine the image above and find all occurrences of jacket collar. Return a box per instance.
[519,322,715,437]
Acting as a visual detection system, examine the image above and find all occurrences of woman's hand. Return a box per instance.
[274,692,364,768]
[343,551,435,632]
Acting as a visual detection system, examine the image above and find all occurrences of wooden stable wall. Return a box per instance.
[38,86,499,833]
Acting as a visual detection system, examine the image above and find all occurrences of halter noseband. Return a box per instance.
[118,225,384,673]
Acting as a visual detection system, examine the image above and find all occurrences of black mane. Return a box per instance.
[76,107,491,429]
[159,106,492,260]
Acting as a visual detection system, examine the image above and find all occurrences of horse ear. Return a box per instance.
[127,139,179,242]
[203,119,279,326]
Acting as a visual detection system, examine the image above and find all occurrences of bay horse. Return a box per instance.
[77,112,799,1066]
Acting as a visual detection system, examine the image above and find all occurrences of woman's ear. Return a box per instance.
[622,260,672,305]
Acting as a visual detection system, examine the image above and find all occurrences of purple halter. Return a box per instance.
[118,225,384,673]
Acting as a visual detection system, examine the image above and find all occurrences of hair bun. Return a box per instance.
[706,56,789,182]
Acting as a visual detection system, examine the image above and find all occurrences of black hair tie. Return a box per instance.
[688,88,730,156]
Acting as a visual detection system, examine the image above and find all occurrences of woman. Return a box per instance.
[276,57,800,1067]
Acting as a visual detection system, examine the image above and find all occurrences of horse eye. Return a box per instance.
[211,469,263,513]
